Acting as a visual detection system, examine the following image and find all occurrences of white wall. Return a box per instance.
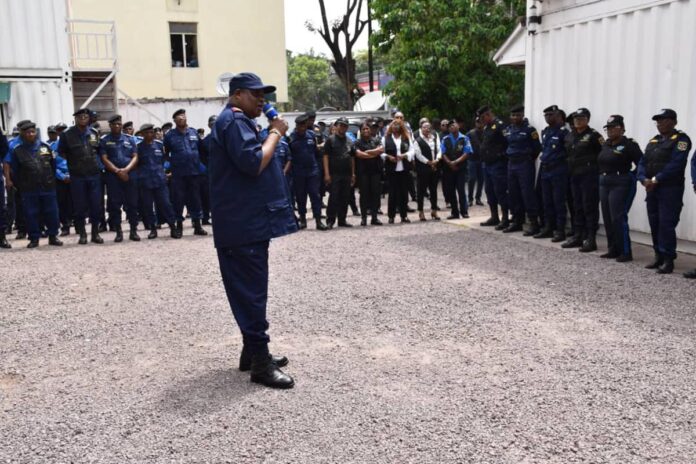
[525,0,696,241]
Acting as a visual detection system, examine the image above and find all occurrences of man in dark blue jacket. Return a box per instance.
[209,72,297,389]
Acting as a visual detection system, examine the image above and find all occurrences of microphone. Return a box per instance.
[263,103,279,121]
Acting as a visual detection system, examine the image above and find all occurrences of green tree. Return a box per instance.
[285,50,346,111]
[371,0,525,125]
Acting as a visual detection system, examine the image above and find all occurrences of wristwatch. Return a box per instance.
[269,129,282,137]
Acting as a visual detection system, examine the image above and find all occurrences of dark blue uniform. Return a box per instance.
[504,122,541,223]
[198,132,212,223]
[481,119,509,223]
[209,104,297,356]
[539,125,570,232]
[565,127,604,241]
[137,139,176,227]
[638,130,692,260]
[53,141,73,234]
[7,140,60,241]
[289,129,322,220]
[440,132,472,218]
[163,127,204,222]
[99,133,139,229]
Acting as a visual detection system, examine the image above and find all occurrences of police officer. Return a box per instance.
[136,124,181,240]
[440,120,472,219]
[597,115,642,262]
[323,117,356,228]
[289,114,328,230]
[58,108,104,244]
[209,72,295,389]
[4,122,28,240]
[0,131,9,248]
[534,105,570,242]
[269,128,293,204]
[163,109,208,236]
[479,106,510,229]
[5,121,62,248]
[51,122,72,236]
[504,105,542,235]
[562,108,604,252]
[466,117,485,207]
[99,114,140,242]
[197,115,216,225]
[638,108,692,274]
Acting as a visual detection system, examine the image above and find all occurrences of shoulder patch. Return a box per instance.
[531,131,539,140]
[677,141,689,151]
[598,136,605,145]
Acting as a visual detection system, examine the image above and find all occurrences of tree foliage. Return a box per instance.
[371,0,525,125]
[285,50,346,111]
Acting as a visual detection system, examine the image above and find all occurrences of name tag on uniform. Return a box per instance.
[189,136,198,141]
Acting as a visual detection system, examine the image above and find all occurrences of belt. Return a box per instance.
[600,171,630,176]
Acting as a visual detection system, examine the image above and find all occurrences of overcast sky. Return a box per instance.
[284,0,370,56]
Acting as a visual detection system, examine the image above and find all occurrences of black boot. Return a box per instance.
[193,219,208,236]
[48,236,63,246]
[91,224,104,244]
[315,218,328,231]
[579,234,597,253]
[169,222,182,239]
[523,217,540,237]
[503,221,523,233]
[298,216,307,230]
[0,232,10,249]
[250,353,294,389]
[561,234,583,249]
[176,220,183,235]
[494,218,510,231]
[551,230,566,243]
[239,346,288,372]
[533,226,554,239]
[371,216,383,226]
[27,239,39,249]
[683,268,696,279]
[129,226,141,241]
[148,226,158,239]
[114,225,123,243]
[77,224,88,245]
[645,253,664,269]
[480,216,500,227]
[360,216,368,226]
[657,257,674,274]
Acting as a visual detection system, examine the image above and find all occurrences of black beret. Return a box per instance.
[161,122,173,130]
[172,108,186,119]
[47,125,57,133]
[543,105,559,114]
[574,107,591,119]
[604,115,625,128]
[18,120,36,131]
[476,106,491,117]
[55,122,68,130]
[73,108,90,116]
[108,114,122,124]
[140,123,155,132]
[123,121,133,129]
[509,105,524,114]
[295,114,309,124]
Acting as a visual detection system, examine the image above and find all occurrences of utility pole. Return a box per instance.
[367,0,374,92]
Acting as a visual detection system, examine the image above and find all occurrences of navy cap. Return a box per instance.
[604,115,625,128]
[574,107,591,119]
[47,125,57,133]
[228,72,276,95]
[652,108,677,120]
[509,105,524,114]
[295,114,310,124]
[123,121,133,129]
[161,122,173,130]
[172,109,186,119]
[108,114,122,124]
[543,105,559,114]
[335,117,349,126]
[208,115,217,124]
[18,120,36,131]
[55,122,68,130]
[140,123,155,132]
[476,105,491,117]
[73,108,90,116]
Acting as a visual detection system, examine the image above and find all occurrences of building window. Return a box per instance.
[169,22,198,68]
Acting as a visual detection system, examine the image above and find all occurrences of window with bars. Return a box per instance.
[170,22,199,68]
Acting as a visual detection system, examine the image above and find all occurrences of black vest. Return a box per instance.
[60,126,101,176]
[415,135,438,161]
[384,135,411,173]
[481,121,507,164]
[565,128,602,175]
[14,143,56,192]
[643,131,686,180]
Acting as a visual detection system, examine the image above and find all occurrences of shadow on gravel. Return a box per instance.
[158,368,254,415]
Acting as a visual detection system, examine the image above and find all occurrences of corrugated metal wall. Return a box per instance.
[525,0,696,241]
[0,0,74,133]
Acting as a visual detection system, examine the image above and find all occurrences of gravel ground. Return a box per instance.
[1,208,695,463]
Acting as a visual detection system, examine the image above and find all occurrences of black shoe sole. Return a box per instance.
[250,376,295,389]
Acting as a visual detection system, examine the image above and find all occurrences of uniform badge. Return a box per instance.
[531,132,539,140]
[677,141,688,151]
[39,147,49,154]
[581,134,590,142]
[649,139,657,144]
[598,136,605,144]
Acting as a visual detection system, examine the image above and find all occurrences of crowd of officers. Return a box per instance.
[2,103,696,278]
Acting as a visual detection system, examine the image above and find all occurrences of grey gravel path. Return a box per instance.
[1,215,695,463]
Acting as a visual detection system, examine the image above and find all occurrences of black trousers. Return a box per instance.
[570,171,600,238]
[599,173,636,257]
[387,170,410,219]
[327,174,351,223]
[416,167,439,211]
[359,173,381,219]
[56,181,73,230]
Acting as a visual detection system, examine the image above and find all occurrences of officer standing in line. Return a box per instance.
[561,108,604,252]
[4,123,28,240]
[323,117,356,228]
[534,105,570,242]
[269,128,293,205]
[638,108,692,274]
[504,105,542,235]
[136,124,181,240]
[288,114,328,230]
[5,121,63,248]
[58,108,104,244]
[440,119,472,219]
[123,121,135,137]
[53,132,73,237]
[209,72,296,389]
[163,109,208,236]
[466,117,485,207]
[99,114,140,242]
[597,115,642,262]
[197,115,216,225]
[479,106,510,229]
[685,150,696,278]
[0,130,9,248]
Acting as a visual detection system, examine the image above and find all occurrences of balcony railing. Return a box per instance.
[67,19,118,72]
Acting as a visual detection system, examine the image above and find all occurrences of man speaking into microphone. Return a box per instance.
[209,73,297,389]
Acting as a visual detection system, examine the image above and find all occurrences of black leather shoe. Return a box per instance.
[114,227,124,243]
[78,229,88,245]
[371,218,383,226]
[494,220,510,231]
[298,217,307,230]
[462,212,470,218]
[657,258,674,274]
[683,268,696,279]
[169,223,182,239]
[129,228,141,241]
[503,222,523,233]
[475,199,484,206]
[360,218,367,226]
[645,254,664,269]
[480,217,500,227]
[561,236,583,248]
[337,221,353,228]
[600,251,620,259]
[193,219,208,236]
[48,236,63,246]
[447,214,460,220]
[27,240,39,249]
[579,237,597,253]
[615,254,633,263]
[388,217,395,224]
[91,225,104,244]
[533,227,553,239]
[250,354,294,389]
[148,227,158,239]
[176,220,183,234]
[551,231,566,243]
[401,217,411,223]
[239,351,288,372]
